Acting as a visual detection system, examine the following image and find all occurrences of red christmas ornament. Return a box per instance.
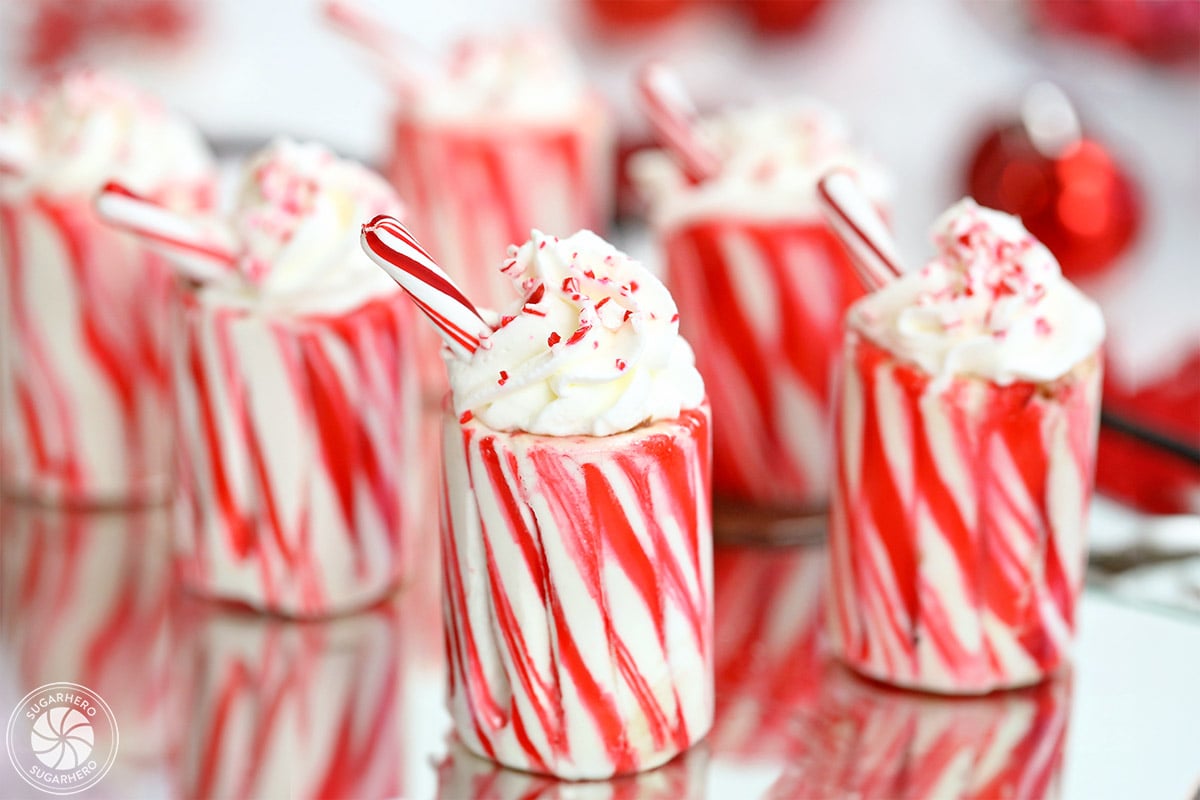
[1029,0,1200,67]
[740,0,829,35]
[1097,347,1200,515]
[583,0,689,33]
[965,84,1141,280]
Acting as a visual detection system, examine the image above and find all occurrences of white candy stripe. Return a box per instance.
[816,169,903,291]
[95,182,236,283]
[441,406,712,779]
[0,133,28,178]
[174,291,420,617]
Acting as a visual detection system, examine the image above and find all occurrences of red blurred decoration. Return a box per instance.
[1029,0,1200,66]
[583,0,689,32]
[740,0,830,35]
[25,0,196,70]
[966,120,1141,281]
[1097,348,1200,515]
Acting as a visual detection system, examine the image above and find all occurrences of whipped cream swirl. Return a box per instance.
[411,32,590,125]
[447,230,705,436]
[0,71,212,201]
[195,139,402,314]
[850,199,1105,384]
[230,140,401,297]
[631,99,890,228]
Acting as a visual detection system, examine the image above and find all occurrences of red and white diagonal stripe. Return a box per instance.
[1,187,210,505]
[828,332,1101,693]
[440,404,713,780]
[385,108,614,314]
[663,219,865,519]
[178,603,404,799]
[173,289,422,618]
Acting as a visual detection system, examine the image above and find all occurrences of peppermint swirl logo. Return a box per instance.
[6,683,118,795]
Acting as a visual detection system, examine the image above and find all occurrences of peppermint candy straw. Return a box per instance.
[95,181,236,283]
[816,168,904,291]
[360,214,491,359]
[322,0,420,89]
[636,62,721,184]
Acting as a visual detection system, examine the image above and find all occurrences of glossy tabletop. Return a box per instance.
[1,487,1198,800]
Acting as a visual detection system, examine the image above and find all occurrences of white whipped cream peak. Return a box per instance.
[850,199,1105,384]
[228,139,401,301]
[186,140,401,315]
[447,230,705,436]
[631,98,890,227]
[410,31,590,124]
[0,70,212,201]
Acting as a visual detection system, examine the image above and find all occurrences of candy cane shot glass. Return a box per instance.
[173,288,422,618]
[631,102,891,536]
[440,401,714,780]
[828,331,1102,694]
[1,185,214,507]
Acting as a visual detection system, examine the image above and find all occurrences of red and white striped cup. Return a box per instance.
[828,331,1102,693]
[663,218,867,520]
[1,184,213,506]
[386,108,614,313]
[440,401,713,780]
[173,288,421,618]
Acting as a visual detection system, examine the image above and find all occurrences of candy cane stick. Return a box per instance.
[360,215,491,359]
[95,182,238,284]
[816,168,904,291]
[636,62,721,184]
[322,0,421,90]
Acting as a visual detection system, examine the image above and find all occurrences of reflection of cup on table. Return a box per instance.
[175,603,404,800]
[710,544,825,759]
[0,71,215,506]
[0,504,175,772]
[828,200,1104,694]
[790,666,1072,799]
[437,740,710,800]
[633,100,889,530]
